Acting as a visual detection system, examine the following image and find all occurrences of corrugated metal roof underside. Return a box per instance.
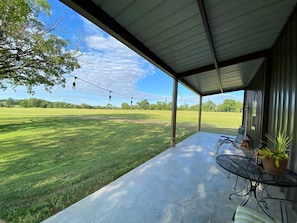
[60,0,297,96]
[94,0,213,73]
[182,58,264,95]
[206,0,297,61]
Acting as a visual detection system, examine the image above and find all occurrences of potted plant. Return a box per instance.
[258,130,294,175]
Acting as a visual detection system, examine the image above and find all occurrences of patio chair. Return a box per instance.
[215,125,245,152]
[215,126,253,189]
[215,125,252,156]
[258,197,297,223]
[234,206,276,223]
[235,198,297,223]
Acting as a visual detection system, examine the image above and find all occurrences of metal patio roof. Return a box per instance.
[60,0,297,96]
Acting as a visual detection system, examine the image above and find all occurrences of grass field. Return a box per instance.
[0,108,241,223]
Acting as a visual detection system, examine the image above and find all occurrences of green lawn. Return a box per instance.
[0,108,241,223]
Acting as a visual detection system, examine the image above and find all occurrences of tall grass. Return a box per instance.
[0,108,241,222]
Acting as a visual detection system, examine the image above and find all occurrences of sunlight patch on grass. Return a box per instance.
[0,108,241,222]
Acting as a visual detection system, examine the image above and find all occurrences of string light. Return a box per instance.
[72,76,77,89]
[16,48,22,61]
[67,74,180,104]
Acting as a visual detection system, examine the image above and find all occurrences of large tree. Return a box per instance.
[137,99,150,110]
[0,0,80,94]
[218,99,242,112]
[202,100,216,111]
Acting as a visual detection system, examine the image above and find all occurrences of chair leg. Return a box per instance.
[234,176,238,189]
[227,172,239,189]
[215,140,224,155]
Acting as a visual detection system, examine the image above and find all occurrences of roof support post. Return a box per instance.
[198,95,202,131]
[170,77,178,147]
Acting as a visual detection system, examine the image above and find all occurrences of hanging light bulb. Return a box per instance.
[131,97,133,107]
[15,48,23,66]
[16,48,22,61]
[109,91,112,101]
[72,77,77,89]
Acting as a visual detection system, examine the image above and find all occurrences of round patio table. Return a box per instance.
[216,154,297,220]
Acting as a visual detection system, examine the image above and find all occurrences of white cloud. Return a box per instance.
[68,17,156,100]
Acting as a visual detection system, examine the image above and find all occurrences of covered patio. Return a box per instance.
[43,132,291,223]
[59,0,297,165]
[52,0,297,221]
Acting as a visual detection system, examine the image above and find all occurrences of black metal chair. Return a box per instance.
[234,205,277,223]
[258,197,297,223]
[234,198,297,223]
[215,126,254,190]
[215,125,245,156]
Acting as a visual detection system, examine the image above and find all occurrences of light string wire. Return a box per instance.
[68,74,172,103]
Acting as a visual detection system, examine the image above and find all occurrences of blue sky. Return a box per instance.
[1,0,243,107]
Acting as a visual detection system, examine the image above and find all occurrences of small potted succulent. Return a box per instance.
[258,130,293,175]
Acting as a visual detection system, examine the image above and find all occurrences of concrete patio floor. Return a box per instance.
[42,132,294,223]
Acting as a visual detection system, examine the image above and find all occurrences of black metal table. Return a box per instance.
[216,154,297,220]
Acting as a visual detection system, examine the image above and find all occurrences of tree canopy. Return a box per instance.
[216,99,242,112]
[1,97,243,112]
[0,0,80,94]
[202,100,216,112]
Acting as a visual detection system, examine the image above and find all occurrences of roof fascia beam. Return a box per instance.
[178,49,269,77]
[219,49,269,68]
[59,0,177,76]
[178,64,215,77]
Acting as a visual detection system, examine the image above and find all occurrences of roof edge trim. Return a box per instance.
[178,49,269,77]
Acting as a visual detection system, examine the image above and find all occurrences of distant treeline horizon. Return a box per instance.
[0,97,243,112]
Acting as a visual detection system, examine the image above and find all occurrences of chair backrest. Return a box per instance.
[235,125,245,143]
[234,206,277,223]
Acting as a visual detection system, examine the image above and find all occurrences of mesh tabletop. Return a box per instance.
[216,155,297,187]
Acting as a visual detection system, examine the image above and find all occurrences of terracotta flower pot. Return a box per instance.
[262,157,288,176]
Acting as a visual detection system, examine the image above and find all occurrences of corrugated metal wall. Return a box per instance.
[269,9,297,172]
[269,9,297,200]
[245,64,266,148]
[246,7,297,200]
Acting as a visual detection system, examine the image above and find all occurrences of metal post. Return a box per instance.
[170,77,178,147]
[198,95,202,131]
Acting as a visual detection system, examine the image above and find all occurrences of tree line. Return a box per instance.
[1,97,243,112]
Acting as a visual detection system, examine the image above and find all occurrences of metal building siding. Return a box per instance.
[245,63,266,149]
[269,10,297,171]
